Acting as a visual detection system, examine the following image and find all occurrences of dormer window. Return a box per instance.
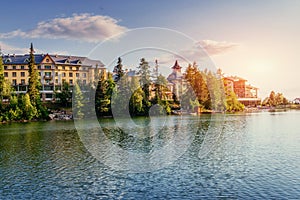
[46,58,50,62]
[77,60,82,64]
[24,58,30,63]
[5,58,12,63]
[65,59,70,64]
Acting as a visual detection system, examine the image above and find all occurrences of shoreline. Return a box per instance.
[2,106,300,124]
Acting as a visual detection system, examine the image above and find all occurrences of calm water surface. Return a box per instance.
[0,111,299,199]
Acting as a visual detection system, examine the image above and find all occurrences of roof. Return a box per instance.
[224,76,247,82]
[2,54,105,68]
[2,54,44,64]
[172,60,182,70]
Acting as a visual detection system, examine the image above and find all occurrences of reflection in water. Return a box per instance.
[0,112,300,199]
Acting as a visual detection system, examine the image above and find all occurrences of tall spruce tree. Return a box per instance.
[73,83,84,119]
[137,58,151,114]
[27,43,40,105]
[0,49,4,101]
[113,57,124,82]
[95,71,111,117]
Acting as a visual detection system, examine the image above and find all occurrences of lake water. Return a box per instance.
[0,111,299,199]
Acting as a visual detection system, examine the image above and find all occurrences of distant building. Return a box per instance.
[167,60,187,99]
[293,98,300,104]
[223,76,261,106]
[2,46,105,101]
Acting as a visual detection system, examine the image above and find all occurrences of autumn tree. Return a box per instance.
[184,62,210,110]
[225,91,244,112]
[263,91,289,106]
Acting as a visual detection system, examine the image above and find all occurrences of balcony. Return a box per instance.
[44,75,53,80]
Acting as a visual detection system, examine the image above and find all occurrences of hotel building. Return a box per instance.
[223,76,261,106]
[2,52,105,101]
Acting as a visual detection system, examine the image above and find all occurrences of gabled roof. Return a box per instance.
[2,54,44,64]
[49,55,104,68]
[1,54,105,68]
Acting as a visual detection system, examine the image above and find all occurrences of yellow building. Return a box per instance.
[3,51,105,101]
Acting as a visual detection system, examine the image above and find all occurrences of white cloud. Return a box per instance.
[196,40,238,56]
[156,40,239,66]
[0,13,128,43]
[0,41,28,54]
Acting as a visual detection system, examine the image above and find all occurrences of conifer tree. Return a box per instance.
[113,57,124,82]
[27,43,40,105]
[137,58,151,114]
[73,82,84,119]
[0,50,4,101]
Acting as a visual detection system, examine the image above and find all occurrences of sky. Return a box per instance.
[0,0,300,99]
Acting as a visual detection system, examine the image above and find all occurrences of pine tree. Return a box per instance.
[0,51,4,101]
[95,71,111,116]
[129,76,145,116]
[137,58,151,114]
[113,57,124,82]
[73,83,84,119]
[27,43,40,105]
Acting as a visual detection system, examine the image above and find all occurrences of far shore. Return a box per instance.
[1,104,300,125]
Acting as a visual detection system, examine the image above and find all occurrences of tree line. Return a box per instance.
[2,53,274,122]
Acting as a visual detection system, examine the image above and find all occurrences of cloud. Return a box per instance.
[155,40,239,68]
[0,41,29,54]
[0,41,70,55]
[0,13,128,43]
[196,40,238,56]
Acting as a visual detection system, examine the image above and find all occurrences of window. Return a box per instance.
[83,67,86,71]
[46,94,53,99]
[4,66,7,70]
[76,73,79,77]
[83,80,86,84]
[55,79,58,84]
[21,72,25,77]
[82,73,86,78]
[62,72,66,77]
[38,65,41,69]
[62,79,66,84]
[62,66,65,70]
[38,72,41,76]
[69,79,73,85]
[45,72,51,77]
[45,65,51,69]
[21,79,25,85]
[21,66,25,70]
[12,72,17,77]
[12,66,16,70]
[12,79,17,85]
[55,72,58,76]
[69,72,73,77]
[4,72,8,77]
[46,59,50,62]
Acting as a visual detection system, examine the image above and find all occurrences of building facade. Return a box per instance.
[223,76,261,106]
[167,60,188,100]
[3,52,105,101]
